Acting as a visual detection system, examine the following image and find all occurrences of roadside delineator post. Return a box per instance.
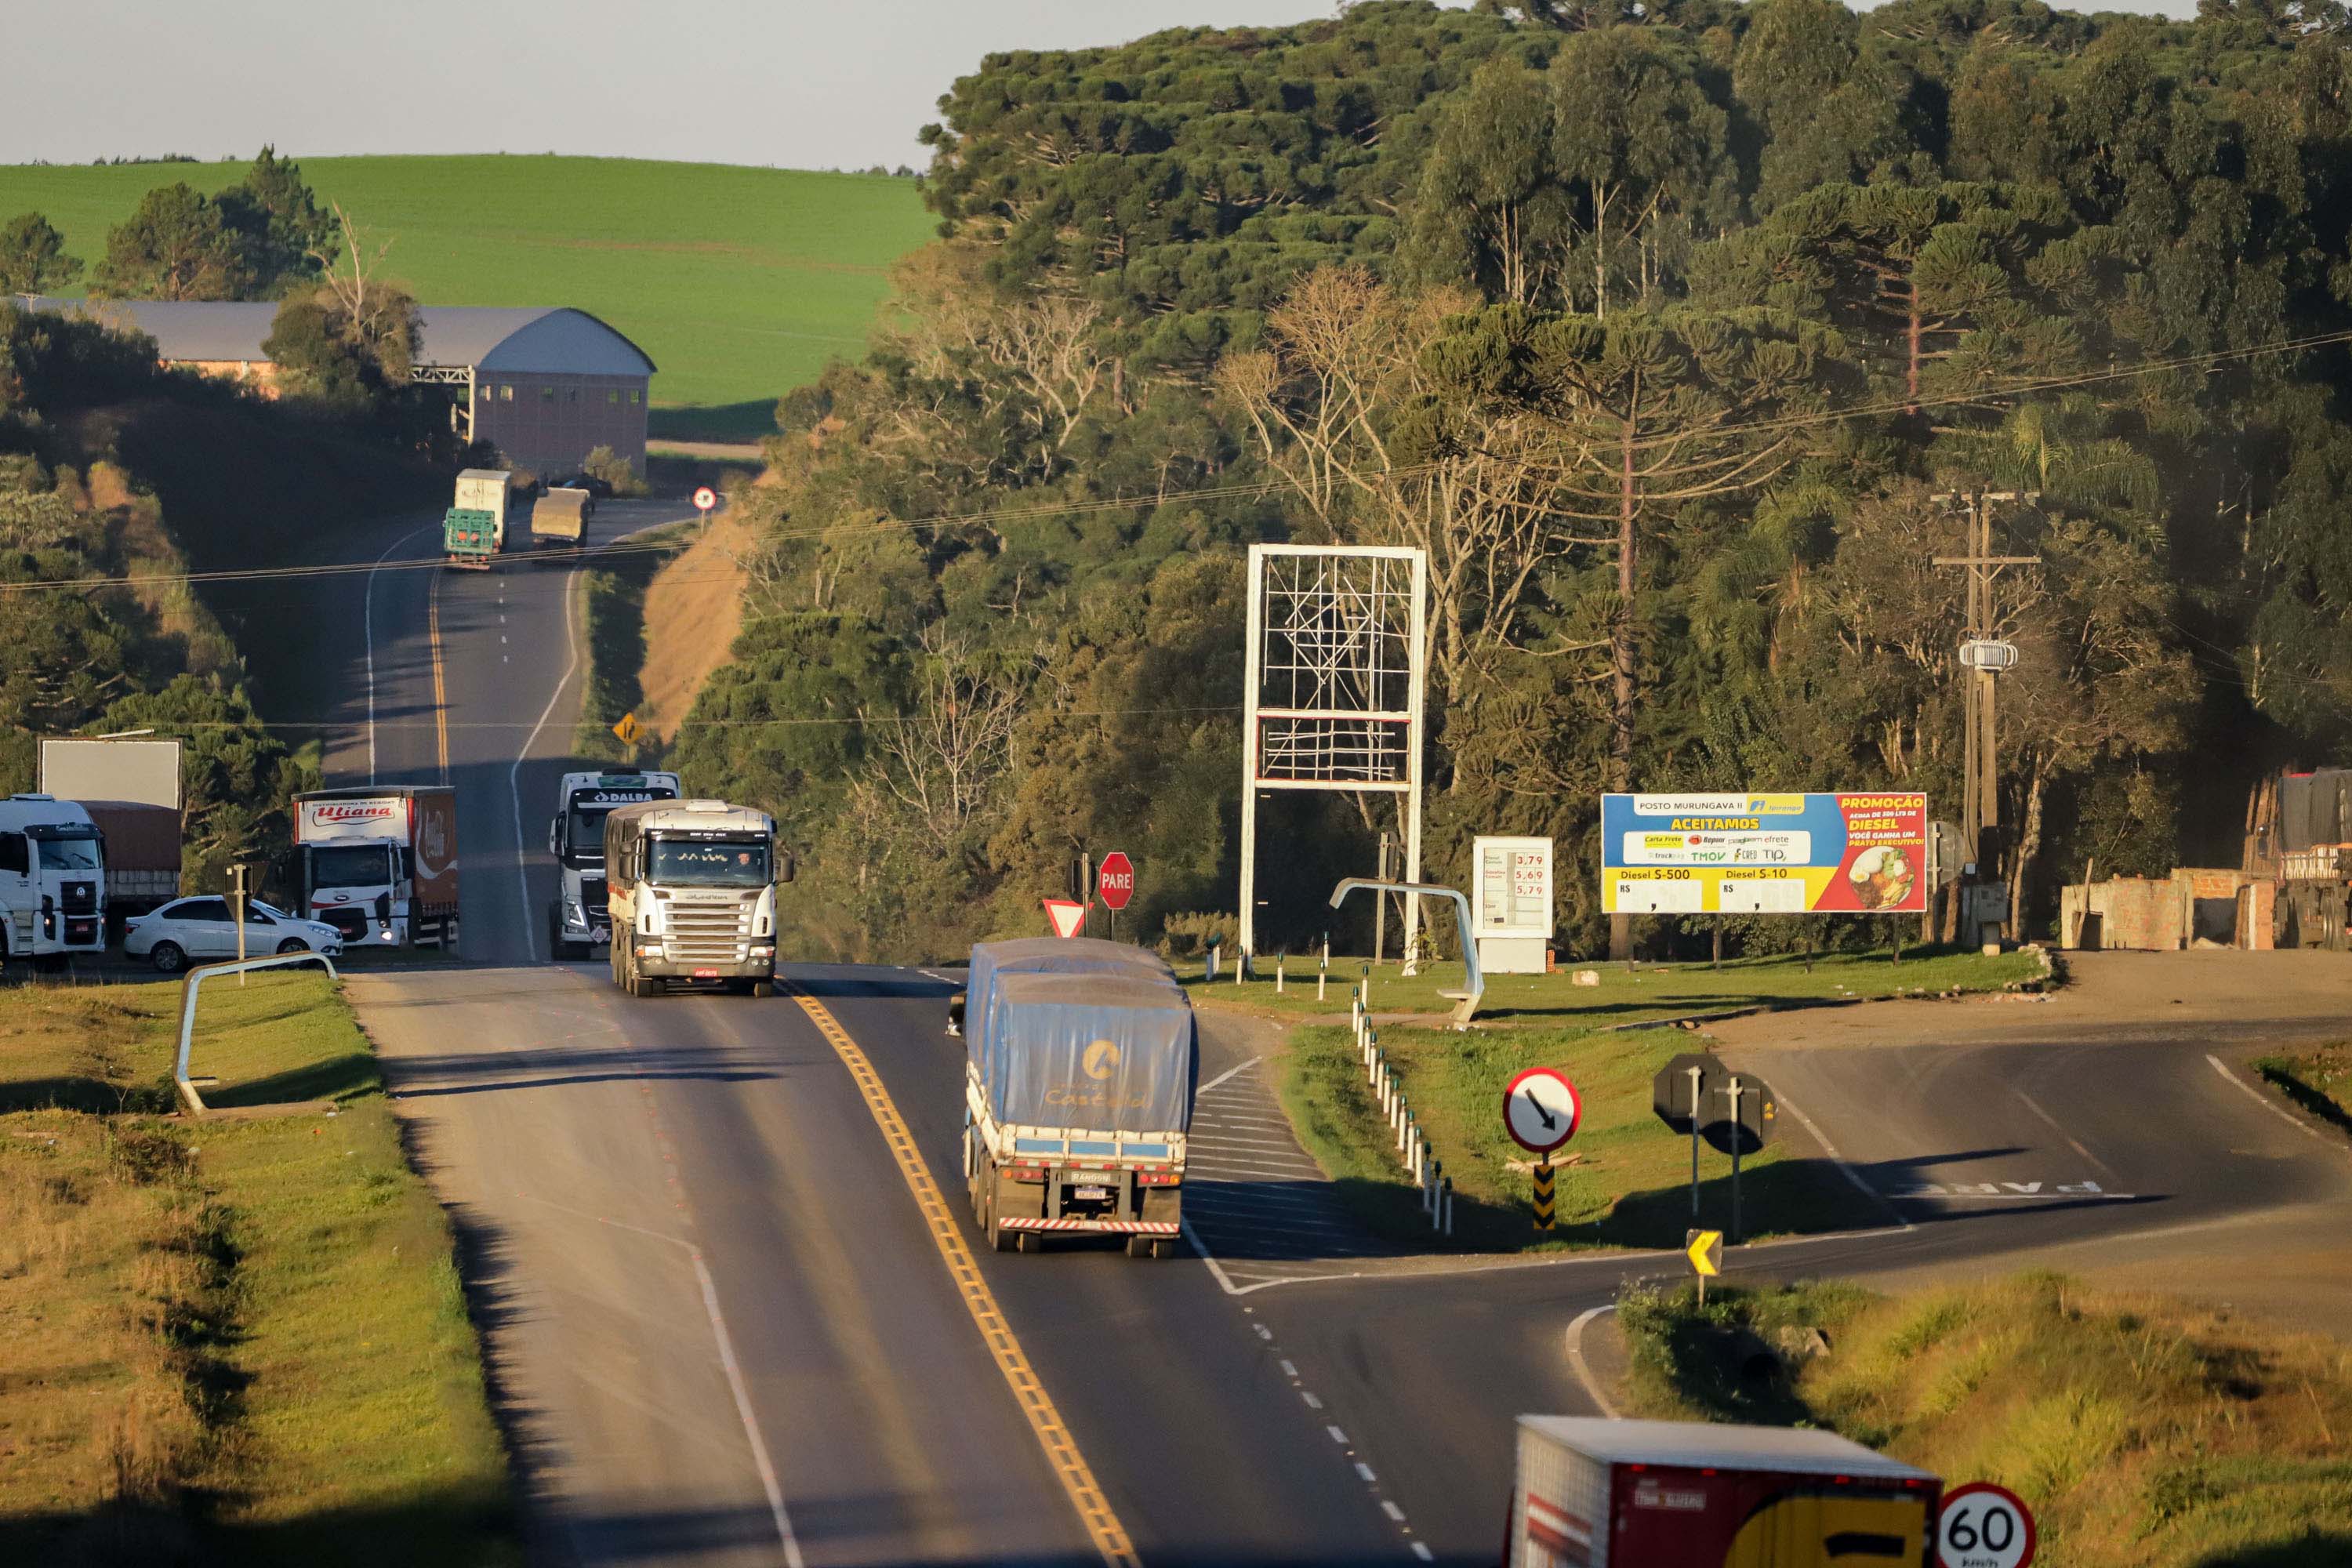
[1532,1154,1555,1232]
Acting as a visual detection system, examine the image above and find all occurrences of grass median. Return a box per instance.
[0,974,516,1565]
[1616,1272,2352,1566]
[1233,948,2038,1254]
[2252,1044,2352,1141]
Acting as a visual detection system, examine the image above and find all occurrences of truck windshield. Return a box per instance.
[648,839,770,887]
[310,844,394,887]
[30,831,100,870]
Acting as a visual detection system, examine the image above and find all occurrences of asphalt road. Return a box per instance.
[295,503,2352,1566]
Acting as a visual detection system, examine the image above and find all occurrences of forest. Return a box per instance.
[665,0,2352,960]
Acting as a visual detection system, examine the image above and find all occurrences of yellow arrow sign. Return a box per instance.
[612,712,641,745]
[1686,1229,1722,1277]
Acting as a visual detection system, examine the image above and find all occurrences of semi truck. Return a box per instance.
[445,468,525,568]
[1504,1416,1940,1568]
[531,487,593,550]
[0,794,108,965]
[78,800,181,935]
[292,786,460,949]
[546,769,680,959]
[603,799,787,996]
[958,937,1196,1257]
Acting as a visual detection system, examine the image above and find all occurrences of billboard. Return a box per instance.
[39,738,182,809]
[1602,793,1929,916]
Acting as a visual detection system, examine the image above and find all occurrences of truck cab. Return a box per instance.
[0,795,107,964]
[293,787,461,949]
[547,771,681,959]
[604,800,788,997]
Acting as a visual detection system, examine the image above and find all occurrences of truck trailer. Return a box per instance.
[0,794,108,964]
[445,468,525,568]
[546,769,680,958]
[1506,1416,1940,1568]
[960,938,1196,1257]
[78,800,181,935]
[531,487,593,549]
[604,799,786,996]
[292,786,460,949]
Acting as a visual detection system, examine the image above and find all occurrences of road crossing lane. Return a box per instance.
[782,964,1423,1566]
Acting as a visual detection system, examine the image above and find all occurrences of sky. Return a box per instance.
[2,0,2200,172]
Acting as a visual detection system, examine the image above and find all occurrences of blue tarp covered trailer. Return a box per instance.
[962,937,1197,1254]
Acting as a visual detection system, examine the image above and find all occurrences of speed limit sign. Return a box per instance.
[692,485,717,514]
[1938,1482,2035,1568]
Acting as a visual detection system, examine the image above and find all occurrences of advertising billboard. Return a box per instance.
[1602,793,1929,916]
[39,738,182,809]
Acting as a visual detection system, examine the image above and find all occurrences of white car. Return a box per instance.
[124,895,345,974]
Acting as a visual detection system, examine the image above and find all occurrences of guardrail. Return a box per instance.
[175,950,341,1115]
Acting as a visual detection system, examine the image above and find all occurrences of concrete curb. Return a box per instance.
[1564,1305,1626,1419]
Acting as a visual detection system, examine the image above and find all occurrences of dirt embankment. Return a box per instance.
[638,503,757,740]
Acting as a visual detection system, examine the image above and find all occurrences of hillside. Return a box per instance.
[0,154,935,438]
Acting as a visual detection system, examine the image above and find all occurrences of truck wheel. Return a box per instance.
[744,979,774,999]
[629,966,661,1000]
[1125,1236,1153,1258]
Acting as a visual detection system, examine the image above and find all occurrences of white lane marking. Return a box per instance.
[507,564,583,964]
[1355,1461,1376,1483]
[918,968,956,984]
[1279,1359,1297,1378]
[1381,1501,1406,1523]
[1196,1054,1263,1095]
[693,1249,805,1566]
[1254,1323,1273,1341]
[364,523,436,783]
[1769,1083,1915,1232]
[2209,1054,2332,1145]
[1301,1391,1323,1410]
[1413,1544,1435,1561]
[2011,1083,2118,1178]
[1326,1425,1348,1445]
[1565,1305,1622,1419]
[1181,1217,1250,1296]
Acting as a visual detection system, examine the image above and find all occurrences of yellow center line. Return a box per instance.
[427,569,451,784]
[786,984,1143,1568]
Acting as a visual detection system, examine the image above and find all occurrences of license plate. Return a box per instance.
[692,968,719,978]
[1073,1185,1110,1200]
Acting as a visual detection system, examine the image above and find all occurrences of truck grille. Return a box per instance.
[60,880,97,914]
[581,877,609,923]
[663,902,748,963]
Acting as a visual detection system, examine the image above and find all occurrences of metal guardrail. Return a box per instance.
[1327,877,1484,1027]
[175,950,340,1115]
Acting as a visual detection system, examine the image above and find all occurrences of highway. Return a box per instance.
[278,502,2352,1566]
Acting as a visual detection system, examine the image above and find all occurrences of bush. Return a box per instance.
[1159,909,1236,958]
[583,445,647,497]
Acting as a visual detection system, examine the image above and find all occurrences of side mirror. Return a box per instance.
[777,850,796,885]
[549,817,561,856]
[948,992,966,1035]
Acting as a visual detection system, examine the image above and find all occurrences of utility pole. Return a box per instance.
[1931,490,2039,942]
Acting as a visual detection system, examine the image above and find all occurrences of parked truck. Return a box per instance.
[78,800,181,935]
[958,937,1195,1257]
[445,468,524,569]
[603,799,787,996]
[0,794,108,965]
[530,486,593,550]
[292,786,460,949]
[1505,1416,1940,1568]
[546,769,680,959]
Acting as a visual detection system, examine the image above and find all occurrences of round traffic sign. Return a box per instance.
[693,486,717,512]
[1097,851,1134,911]
[1938,1482,2034,1568]
[1503,1067,1581,1154]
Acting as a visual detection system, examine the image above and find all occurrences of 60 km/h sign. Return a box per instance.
[1503,1067,1581,1154]
[1937,1482,2036,1568]
[693,486,717,514]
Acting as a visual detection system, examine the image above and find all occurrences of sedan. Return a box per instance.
[124,895,346,974]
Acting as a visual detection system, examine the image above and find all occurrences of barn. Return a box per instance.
[10,296,656,477]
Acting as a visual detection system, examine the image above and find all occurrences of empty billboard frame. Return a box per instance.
[1240,544,1428,962]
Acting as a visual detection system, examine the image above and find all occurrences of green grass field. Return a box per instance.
[0,155,936,437]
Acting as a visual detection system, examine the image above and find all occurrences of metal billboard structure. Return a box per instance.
[1240,544,1428,964]
[39,737,183,809]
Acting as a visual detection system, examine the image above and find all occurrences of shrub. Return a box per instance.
[583,445,647,496]
[1159,909,1236,958]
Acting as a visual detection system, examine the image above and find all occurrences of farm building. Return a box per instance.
[9,296,655,477]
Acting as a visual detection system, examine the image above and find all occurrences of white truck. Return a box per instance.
[546,769,680,960]
[958,938,1195,1257]
[603,800,789,996]
[0,794,108,965]
[292,786,460,950]
[453,468,525,552]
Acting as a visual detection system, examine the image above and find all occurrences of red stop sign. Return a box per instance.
[1097,851,1134,911]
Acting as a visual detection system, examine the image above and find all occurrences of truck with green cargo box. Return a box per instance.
[445,468,526,569]
[956,938,1196,1257]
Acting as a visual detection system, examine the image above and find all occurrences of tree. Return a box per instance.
[92,183,247,300]
[1403,60,1574,307]
[262,204,419,405]
[216,146,338,296]
[0,212,82,294]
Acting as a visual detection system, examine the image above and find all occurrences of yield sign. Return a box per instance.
[1097,851,1134,911]
[1503,1066,1581,1154]
[1042,898,1087,939]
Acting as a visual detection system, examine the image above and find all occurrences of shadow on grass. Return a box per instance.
[2187,1537,2352,1567]
[2252,1056,2352,1141]
[208,1051,382,1109]
[648,400,778,442]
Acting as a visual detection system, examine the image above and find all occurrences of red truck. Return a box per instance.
[1507,1416,1940,1567]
